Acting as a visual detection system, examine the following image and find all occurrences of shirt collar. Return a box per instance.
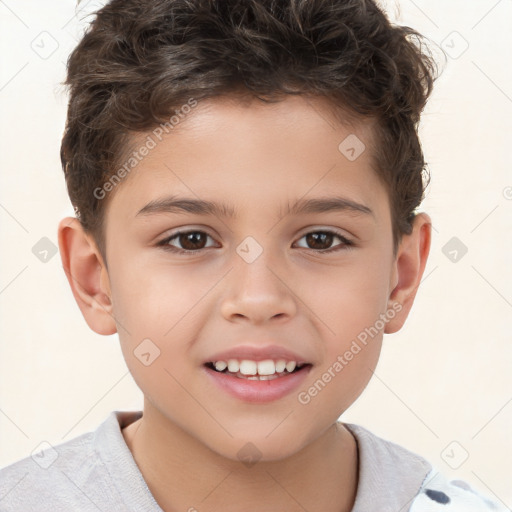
[344,422,432,511]
[98,411,431,511]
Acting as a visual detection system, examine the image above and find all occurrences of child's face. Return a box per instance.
[84,95,420,460]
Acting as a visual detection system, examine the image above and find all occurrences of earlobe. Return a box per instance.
[57,217,117,336]
[384,213,432,334]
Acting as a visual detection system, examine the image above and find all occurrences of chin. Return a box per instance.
[201,425,310,465]
[215,439,302,465]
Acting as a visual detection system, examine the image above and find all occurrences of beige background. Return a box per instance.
[1,0,511,505]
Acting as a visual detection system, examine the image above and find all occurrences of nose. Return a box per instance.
[220,253,297,325]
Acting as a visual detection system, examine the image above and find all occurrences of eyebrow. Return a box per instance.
[136,195,374,219]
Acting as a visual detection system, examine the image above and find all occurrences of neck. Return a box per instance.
[122,403,358,512]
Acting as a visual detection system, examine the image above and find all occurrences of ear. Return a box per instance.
[384,212,431,334]
[57,217,117,335]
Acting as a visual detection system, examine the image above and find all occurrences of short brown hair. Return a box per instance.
[61,0,437,260]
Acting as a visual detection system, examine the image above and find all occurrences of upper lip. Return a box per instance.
[204,344,312,365]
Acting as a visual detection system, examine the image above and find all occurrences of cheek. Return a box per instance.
[107,259,207,386]
[295,249,391,409]
[302,337,382,436]
[109,255,216,337]
[298,253,392,341]
[297,338,382,422]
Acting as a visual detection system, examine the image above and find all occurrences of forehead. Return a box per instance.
[105,94,386,223]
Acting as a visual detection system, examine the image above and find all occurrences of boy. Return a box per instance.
[0,0,507,510]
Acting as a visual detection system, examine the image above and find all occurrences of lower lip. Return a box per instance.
[203,365,312,403]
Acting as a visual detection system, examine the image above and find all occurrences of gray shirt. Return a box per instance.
[0,411,506,511]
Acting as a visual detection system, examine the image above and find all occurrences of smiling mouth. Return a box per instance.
[204,361,312,380]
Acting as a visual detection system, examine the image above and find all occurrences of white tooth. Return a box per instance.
[214,361,227,371]
[239,360,257,375]
[275,360,286,373]
[227,359,240,373]
[285,361,296,373]
[258,375,272,380]
[257,359,276,375]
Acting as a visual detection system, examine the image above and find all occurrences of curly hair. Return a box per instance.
[61,0,437,260]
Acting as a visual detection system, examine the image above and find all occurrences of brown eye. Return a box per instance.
[305,232,334,250]
[160,230,216,252]
[177,232,207,250]
[295,230,353,252]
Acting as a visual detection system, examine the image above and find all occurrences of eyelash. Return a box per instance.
[157,229,355,255]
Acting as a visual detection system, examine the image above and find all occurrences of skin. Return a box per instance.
[58,94,431,512]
